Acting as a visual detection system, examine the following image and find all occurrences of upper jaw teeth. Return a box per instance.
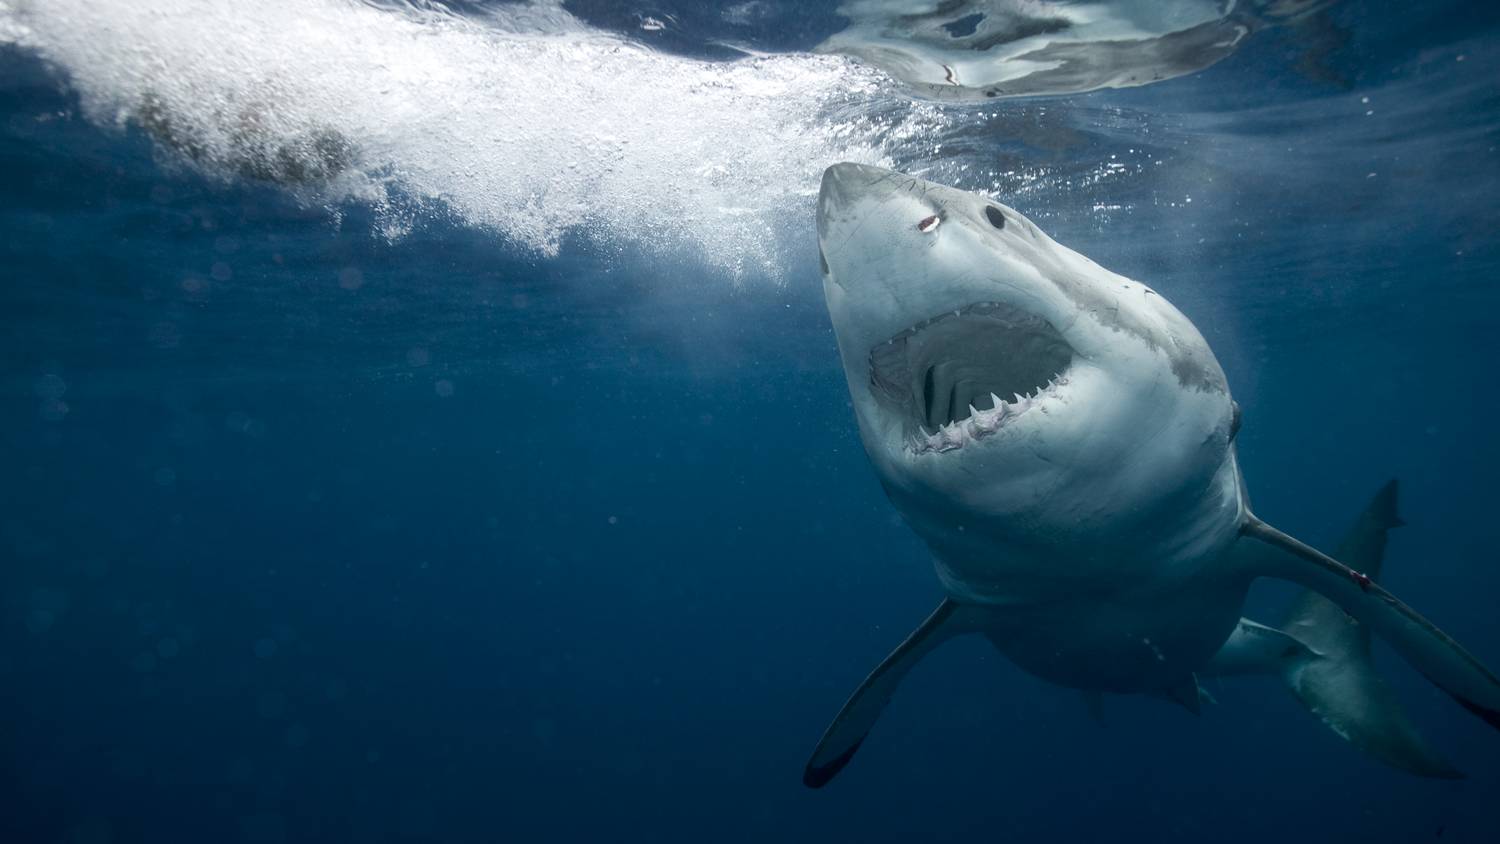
[909,376,1067,455]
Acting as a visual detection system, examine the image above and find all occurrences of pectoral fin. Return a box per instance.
[1280,480,1460,777]
[803,599,979,788]
[1241,512,1500,736]
[1213,483,1464,777]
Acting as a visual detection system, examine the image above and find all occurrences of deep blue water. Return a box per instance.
[3,1,1499,842]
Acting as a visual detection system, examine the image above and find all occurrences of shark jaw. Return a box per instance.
[816,161,1099,479]
[815,161,1126,481]
[817,161,1239,559]
[868,300,1075,455]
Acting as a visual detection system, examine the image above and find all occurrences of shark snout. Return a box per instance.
[820,162,890,206]
[818,162,897,240]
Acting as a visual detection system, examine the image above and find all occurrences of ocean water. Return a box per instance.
[2,1,1498,842]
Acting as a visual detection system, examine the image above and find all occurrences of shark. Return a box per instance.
[805,162,1500,787]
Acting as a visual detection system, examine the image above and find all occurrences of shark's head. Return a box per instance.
[818,163,1238,556]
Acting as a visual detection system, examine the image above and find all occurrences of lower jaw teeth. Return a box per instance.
[911,376,1067,454]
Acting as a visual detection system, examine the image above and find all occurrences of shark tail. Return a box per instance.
[1279,481,1461,777]
[1232,480,1466,778]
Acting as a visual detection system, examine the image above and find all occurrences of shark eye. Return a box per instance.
[985,206,1006,230]
[916,214,941,233]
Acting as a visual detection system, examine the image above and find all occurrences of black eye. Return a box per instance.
[984,206,1006,230]
[819,245,829,275]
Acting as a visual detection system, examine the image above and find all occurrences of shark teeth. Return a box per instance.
[909,376,1068,455]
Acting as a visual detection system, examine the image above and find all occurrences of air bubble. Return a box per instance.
[0,0,945,283]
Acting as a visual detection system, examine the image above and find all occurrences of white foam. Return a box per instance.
[0,0,948,281]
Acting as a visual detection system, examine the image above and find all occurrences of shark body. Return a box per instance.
[806,162,1500,787]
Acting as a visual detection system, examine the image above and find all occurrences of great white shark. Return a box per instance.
[805,162,1500,787]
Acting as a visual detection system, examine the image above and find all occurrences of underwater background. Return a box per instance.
[2,1,1498,841]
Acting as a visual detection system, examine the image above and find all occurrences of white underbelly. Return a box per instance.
[922,456,1246,607]
[974,568,1250,692]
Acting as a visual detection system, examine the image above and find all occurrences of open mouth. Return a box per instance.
[868,302,1074,454]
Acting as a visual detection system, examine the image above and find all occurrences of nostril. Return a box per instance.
[917,215,940,233]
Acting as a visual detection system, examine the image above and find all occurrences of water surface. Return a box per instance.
[2,1,1498,841]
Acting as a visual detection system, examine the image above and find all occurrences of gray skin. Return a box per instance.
[804,162,1500,788]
